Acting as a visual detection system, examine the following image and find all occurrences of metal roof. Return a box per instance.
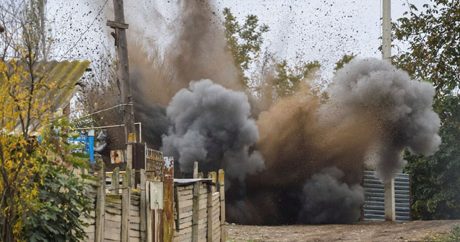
[174,178,213,185]
[34,60,90,110]
[0,60,90,110]
[1,60,90,132]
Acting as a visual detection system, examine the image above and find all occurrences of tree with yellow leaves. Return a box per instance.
[0,1,91,241]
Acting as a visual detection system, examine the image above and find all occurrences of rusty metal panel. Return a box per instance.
[146,148,165,180]
[110,150,125,164]
[163,157,175,242]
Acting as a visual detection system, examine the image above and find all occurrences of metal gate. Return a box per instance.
[363,170,411,221]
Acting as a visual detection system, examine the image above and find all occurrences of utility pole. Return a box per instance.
[382,0,392,61]
[108,0,136,169]
[382,0,396,222]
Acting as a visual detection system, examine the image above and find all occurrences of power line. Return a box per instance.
[75,102,133,120]
[59,0,109,59]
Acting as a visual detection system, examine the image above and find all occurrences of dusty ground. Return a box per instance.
[226,220,460,242]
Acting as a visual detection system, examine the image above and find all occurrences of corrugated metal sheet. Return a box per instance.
[363,170,411,221]
[0,60,89,111]
[35,60,90,110]
[1,60,89,133]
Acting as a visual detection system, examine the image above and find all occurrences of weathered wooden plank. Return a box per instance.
[212,224,220,234]
[129,215,140,224]
[176,226,192,234]
[163,157,175,242]
[218,169,226,242]
[121,167,132,242]
[146,182,153,242]
[212,213,220,224]
[105,214,122,223]
[207,172,217,242]
[179,214,192,221]
[191,180,201,242]
[129,228,141,238]
[173,233,193,242]
[178,199,193,208]
[95,163,105,242]
[130,205,140,212]
[105,206,122,215]
[178,220,192,229]
[179,205,193,215]
[105,220,121,230]
[84,225,95,233]
[212,200,219,209]
[212,192,219,201]
[198,200,207,210]
[212,231,220,242]
[127,237,140,242]
[140,169,147,241]
[112,167,120,195]
[177,186,194,192]
[104,226,121,241]
[178,194,193,201]
[178,216,192,224]
[179,210,193,219]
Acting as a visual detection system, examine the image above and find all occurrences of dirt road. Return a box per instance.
[226,220,460,242]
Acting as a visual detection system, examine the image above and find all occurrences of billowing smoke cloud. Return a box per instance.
[162,80,264,181]
[124,0,243,148]
[226,58,440,224]
[169,1,242,90]
[298,167,364,224]
[320,58,441,181]
[102,0,441,226]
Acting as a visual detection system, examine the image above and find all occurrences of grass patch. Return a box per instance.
[424,225,460,242]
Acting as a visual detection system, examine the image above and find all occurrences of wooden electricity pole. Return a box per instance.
[108,0,136,169]
[382,0,396,222]
[108,0,136,144]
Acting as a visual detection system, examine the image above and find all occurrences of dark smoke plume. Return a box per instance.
[226,58,440,224]
[298,167,364,224]
[162,80,264,181]
[105,0,441,225]
[125,0,243,148]
[320,58,441,181]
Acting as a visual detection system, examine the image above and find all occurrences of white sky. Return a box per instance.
[44,0,429,76]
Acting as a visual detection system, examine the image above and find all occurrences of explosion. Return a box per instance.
[118,0,440,225]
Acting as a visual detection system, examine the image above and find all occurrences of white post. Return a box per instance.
[382,0,396,222]
[382,0,392,61]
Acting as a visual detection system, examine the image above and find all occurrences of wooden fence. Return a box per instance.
[173,168,226,242]
[82,160,226,242]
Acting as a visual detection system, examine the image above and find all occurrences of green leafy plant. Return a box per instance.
[394,0,460,220]
[223,8,269,87]
[22,164,92,242]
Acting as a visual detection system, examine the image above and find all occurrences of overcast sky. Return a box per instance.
[45,0,429,76]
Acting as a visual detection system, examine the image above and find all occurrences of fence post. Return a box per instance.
[193,161,198,178]
[207,172,217,242]
[146,181,153,242]
[218,169,226,242]
[112,167,120,194]
[95,162,105,242]
[140,169,146,242]
[163,157,174,242]
[121,167,132,242]
[192,162,199,242]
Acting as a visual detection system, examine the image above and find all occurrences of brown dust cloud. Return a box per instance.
[112,0,441,224]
